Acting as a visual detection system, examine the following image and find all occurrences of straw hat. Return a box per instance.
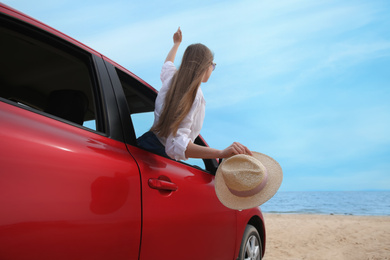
[215,152,283,210]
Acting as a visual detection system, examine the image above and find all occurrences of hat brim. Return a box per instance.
[215,152,283,210]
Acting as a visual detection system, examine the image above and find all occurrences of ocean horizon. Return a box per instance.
[260,191,390,216]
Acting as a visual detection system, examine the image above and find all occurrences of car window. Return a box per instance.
[130,111,154,138]
[0,20,100,132]
[115,68,206,170]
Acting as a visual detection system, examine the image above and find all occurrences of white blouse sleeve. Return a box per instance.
[165,97,201,161]
[160,61,176,83]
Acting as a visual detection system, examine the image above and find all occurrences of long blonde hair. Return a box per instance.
[152,43,214,138]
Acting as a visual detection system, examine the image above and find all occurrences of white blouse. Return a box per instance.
[152,61,206,161]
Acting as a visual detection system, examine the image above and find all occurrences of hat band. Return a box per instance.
[227,170,268,198]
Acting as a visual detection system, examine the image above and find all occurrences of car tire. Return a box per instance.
[238,224,262,260]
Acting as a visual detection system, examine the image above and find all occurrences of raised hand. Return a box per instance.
[173,27,182,44]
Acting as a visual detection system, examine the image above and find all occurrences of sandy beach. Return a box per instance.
[263,214,390,260]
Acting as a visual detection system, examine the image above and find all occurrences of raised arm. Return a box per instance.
[165,27,182,63]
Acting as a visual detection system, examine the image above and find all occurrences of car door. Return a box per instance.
[0,12,141,260]
[105,63,237,260]
[130,147,237,260]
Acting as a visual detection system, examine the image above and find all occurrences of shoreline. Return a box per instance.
[262,213,390,260]
[259,191,390,217]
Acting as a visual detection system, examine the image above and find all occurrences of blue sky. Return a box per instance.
[4,0,390,191]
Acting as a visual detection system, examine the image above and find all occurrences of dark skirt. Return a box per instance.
[137,131,169,158]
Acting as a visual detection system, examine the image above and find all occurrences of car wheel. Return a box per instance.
[238,224,262,260]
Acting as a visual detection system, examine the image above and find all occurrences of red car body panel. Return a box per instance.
[0,102,142,260]
[129,146,236,259]
[0,3,266,259]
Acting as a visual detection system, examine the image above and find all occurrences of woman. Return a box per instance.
[138,27,252,161]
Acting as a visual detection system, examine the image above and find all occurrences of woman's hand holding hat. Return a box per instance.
[220,142,253,158]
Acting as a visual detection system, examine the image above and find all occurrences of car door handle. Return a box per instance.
[148,178,178,191]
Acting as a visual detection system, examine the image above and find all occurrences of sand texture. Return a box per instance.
[263,214,390,260]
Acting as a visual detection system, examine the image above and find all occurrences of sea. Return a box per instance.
[260,191,390,216]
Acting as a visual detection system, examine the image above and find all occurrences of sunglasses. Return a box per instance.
[211,62,217,71]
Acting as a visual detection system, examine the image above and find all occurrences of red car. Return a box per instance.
[0,3,266,260]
